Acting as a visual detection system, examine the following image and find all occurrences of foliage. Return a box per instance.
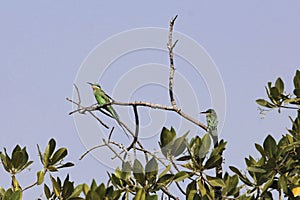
[1,70,300,199]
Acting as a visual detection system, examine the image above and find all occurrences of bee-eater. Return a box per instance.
[88,82,127,135]
[201,109,218,146]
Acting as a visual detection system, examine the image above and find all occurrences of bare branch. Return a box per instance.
[127,105,139,151]
[22,181,37,192]
[79,128,115,160]
[167,15,178,107]
[161,186,179,200]
[73,84,85,114]
[66,97,110,129]
[79,144,106,160]
[102,139,126,163]
[105,101,208,131]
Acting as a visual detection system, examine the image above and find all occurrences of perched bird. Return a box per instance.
[88,82,127,135]
[201,109,218,147]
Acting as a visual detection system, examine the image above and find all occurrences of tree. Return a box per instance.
[1,16,300,200]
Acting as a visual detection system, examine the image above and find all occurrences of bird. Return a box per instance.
[87,82,128,136]
[201,109,218,147]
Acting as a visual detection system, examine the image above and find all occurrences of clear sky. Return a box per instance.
[0,1,299,199]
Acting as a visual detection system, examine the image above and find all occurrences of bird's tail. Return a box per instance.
[209,129,218,148]
[110,107,129,138]
[212,135,218,148]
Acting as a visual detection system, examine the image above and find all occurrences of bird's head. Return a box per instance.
[200,109,216,117]
[87,82,101,91]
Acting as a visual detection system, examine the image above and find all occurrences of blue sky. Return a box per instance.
[0,1,299,199]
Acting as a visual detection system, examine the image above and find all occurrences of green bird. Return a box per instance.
[201,109,218,147]
[88,82,127,135]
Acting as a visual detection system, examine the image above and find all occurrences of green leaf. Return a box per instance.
[12,151,26,172]
[44,138,56,167]
[256,99,275,108]
[145,157,158,184]
[158,165,171,179]
[69,184,84,199]
[48,138,56,156]
[120,161,131,180]
[294,89,300,98]
[229,166,253,186]
[146,194,158,200]
[173,171,190,182]
[51,148,68,165]
[210,140,227,158]
[206,176,225,187]
[186,180,197,197]
[160,127,176,147]
[275,77,284,94]
[176,155,191,161]
[263,135,277,159]
[44,184,51,199]
[225,174,239,196]
[95,183,106,199]
[122,161,132,173]
[133,159,145,186]
[294,70,300,89]
[86,191,101,200]
[5,189,22,200]
[247,166,266,173]
[199,133,211,158]
[171,132,188,157]
[270,87,280,101]
[204,155,222,169]
[48,165,58,172]
[111,173,122,187]
[255,144,266,158]
[187,189,198,200]
[278,175,288,193]
[82,183,89,195]
[57,162,74,169]
[90,179,97,191]
[37,170,45,185]
[261,174,274,194]
[50,175,61,197]
[12,146,28,172]
[197,179,209,198]
[156,174,174,186]
[1,148,12,173]
[62,175,73,198]
[133,188,146,200]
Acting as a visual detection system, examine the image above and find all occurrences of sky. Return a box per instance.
[0,1,300,199]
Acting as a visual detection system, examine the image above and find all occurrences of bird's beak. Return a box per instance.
[200,111,207,114]
[87,82,93,86]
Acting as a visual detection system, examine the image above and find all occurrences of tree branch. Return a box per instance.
[168,15,178,107]
[127,105,139,151]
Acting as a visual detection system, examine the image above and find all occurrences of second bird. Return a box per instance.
[201,109,218,147]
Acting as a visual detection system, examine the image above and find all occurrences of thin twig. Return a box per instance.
[161,186,179,200]
[73,84,85,114]
[167,15,178,107]
[66,97,109,129]
[79,144,106,160]
[279,105,299,110]
[79,128,115,160]
[22,181,37,192]
[102,139,126,163]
